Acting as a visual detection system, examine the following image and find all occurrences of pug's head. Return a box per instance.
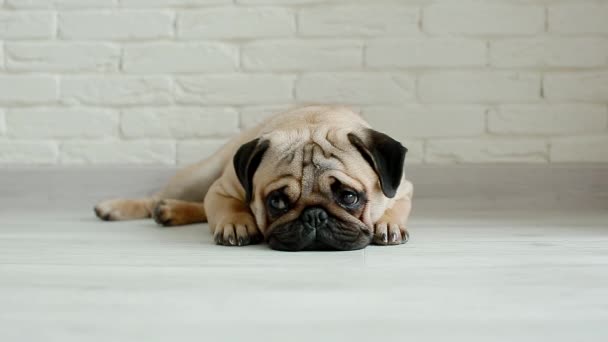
[233,126,407,251]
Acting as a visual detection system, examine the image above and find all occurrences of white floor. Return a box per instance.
[1,209,607,342]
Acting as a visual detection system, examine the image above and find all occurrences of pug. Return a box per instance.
[94,106,413,251]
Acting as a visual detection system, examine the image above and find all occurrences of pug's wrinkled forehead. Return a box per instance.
[263,127,370,180]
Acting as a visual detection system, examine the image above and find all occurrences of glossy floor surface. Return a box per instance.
[1,209,607,342]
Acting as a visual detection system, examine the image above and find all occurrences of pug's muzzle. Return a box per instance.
[267,207,373,251]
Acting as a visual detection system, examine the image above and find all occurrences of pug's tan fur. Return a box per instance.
[95,106,413,248]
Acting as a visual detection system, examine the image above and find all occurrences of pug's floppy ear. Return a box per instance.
[233,138,270,203]
[348,129,408,198]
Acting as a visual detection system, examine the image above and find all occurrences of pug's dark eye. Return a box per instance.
[338,190,359,207]
[267,192,290,214]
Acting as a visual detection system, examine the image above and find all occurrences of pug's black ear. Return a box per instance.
[348,129,407,198]
[233,138,270,203]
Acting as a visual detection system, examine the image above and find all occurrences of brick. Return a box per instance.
[489,105,607,136]
[296,73,414,104]
[6,0,117,8]
[59,11,172,40]
[549,4,608,35]
[61,77,172,106]
[299,5,419,37]
[426,139,548,163]
[490,38,608,68]
[240,105,293,129]
[6,43,120,72]
[177,139,229,165]
[61,141,175,165]
[0,76,57,105]
[544,72,608,102]
[175,75,294,105]
[424,3,544,36]
[0,12,55,39]
[123,43,238,73]
[122,0,229,7]
[419,72,541,103]
[178,8,295,39]
[6,108,118,138]
[551,137,608,162]
[243,40,362,71]
[362,105,486,138]
[367,39,486,68]
[121,107,239,138]
[0,141,58,165]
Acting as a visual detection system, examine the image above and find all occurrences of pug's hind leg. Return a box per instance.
[94,198,157,221]
[153,199,207,227]
[373,198,411,246]
[204,192,263,247]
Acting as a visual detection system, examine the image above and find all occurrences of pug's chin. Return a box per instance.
[266,218,373,252]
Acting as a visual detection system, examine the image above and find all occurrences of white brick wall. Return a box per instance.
[548,3,608,35]
[488,105,607,136]
[0,0,606,166]
[123,43,238,73]
[490,38,608,68]
[0,76,57,104]
[177,8,295,39]
[243,40,362,71]
[59,11,173,40]
[61,76,172,105]
[427,138,549,164]
[121,107,238,138]
[0,11,55,39]
[6,1,118,9]
[299,5,419,37]
[367,39,486,68]
[544,72,608,102]
[7,108,118,138]
[175,74,294,104]
[296,73,415,104]
[419,71,541,103]
[177,138,228,165]
[423,2,545,36]
[6,43,121,72]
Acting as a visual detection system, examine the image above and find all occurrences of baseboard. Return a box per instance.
[1,164,607,212]
[408,164,608,212]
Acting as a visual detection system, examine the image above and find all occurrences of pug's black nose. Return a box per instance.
[301,207,328,229]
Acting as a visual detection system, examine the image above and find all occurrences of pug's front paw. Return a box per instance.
[373,222,409,246]
[213,215,263,247]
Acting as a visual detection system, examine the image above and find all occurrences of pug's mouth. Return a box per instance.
[266,207,373,251]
